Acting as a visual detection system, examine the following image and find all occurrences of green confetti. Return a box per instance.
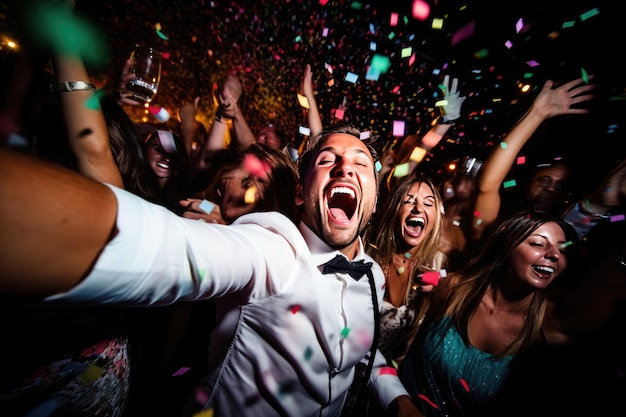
[303,346,313,361]
[503,179,517,189]
[156,29,170,40]
[581,68,589,84]
[85,90,105,110]
[580,8,599,21]
[393,162,410,177]
[558,241,573,249]
[26,1,106,66]
[340,327,350,338]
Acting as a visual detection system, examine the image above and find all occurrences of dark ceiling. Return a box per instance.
[1,0,624,190]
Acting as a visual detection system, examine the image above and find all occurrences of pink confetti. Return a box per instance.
[418,393,439,409]
[243,154,270,178]
[390,13,398,27]
[378,366,397,375]
[459,378,470,391]
[412,0,430,21]
[451,20,475,46]
[172,367,191,376]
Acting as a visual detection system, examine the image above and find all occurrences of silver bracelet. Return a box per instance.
[53,81,96,93]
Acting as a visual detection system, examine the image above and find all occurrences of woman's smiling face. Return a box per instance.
[509,221,569,290]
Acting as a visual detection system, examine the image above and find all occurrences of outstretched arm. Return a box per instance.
[0,148,118,295]
[472,76,597,241]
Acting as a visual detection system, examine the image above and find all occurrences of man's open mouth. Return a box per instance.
[327,186,357,223]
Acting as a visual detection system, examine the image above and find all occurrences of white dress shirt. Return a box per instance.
[45,185,409,416]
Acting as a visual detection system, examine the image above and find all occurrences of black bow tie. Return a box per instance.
[320,255,373,281]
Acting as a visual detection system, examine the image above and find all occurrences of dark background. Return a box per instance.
[1,0,624,192]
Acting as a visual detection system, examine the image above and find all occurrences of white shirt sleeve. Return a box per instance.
[45,184,299,306]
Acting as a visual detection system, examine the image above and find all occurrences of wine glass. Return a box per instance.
[124,45,162,103]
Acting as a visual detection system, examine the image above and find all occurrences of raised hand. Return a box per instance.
[440,75,466,123]
[530,76,597,119]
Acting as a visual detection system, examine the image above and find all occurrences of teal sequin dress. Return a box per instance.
[399,317,512,417]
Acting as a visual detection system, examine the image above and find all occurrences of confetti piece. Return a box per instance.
[297,93,310,108]
[412,0,430,21]
[390,13,398,27]
[418,393,439,409]
[503,179,517,188]
[345,72,358,84]
[26,2,107,65]
[370,54,391,73]
[409,147,427,163]
[581,68,589,84]
[393,120,405,137]
[244,186,257,204]
[451,20,475,46]
[150,107,171,122]
[303,346,313,360]
[432,18,444,30]
[558,241,573,249]
[397,266,405,275]
[243,154,271,178]
[192,409,214,417]
[340,327,350,338]
[291,305,301,314]
[459,378,470,391]
[610,214,625,222]
[157,130,177,153]
[173,367,191,376]
[378,366,398,375]
[199,200,215,214]
[580,8,599,21]
[80,364,105,383]
[85,90,103,110]
[393,163,410,177]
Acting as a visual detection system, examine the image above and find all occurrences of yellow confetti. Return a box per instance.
[192,409,214,417]
[80,364,105,383]
[244,186,257,204]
